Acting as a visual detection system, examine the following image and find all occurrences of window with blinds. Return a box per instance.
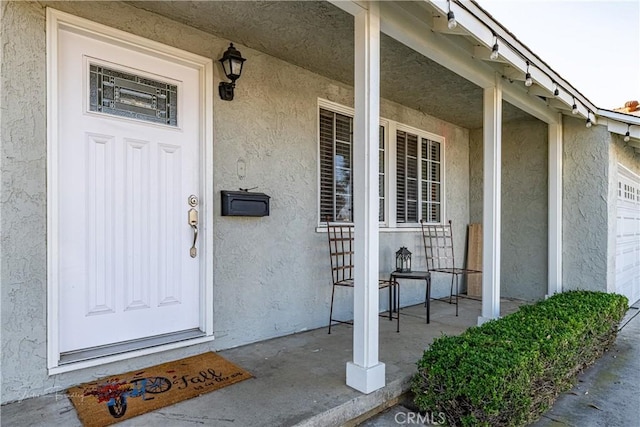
[319,108,386,223]
[396,130,441,224]
[319,108,353,222]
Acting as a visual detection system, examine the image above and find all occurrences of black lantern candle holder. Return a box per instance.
[396,247,412,273]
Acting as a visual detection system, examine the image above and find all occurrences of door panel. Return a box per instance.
[57,28,202,353]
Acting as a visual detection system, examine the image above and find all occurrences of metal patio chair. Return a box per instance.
[326,218,399,333]
[420,219,481,316]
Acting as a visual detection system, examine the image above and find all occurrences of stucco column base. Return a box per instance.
[346,361,385,394]
[477,315,499,326]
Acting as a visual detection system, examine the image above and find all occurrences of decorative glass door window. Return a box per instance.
[89,64,178,126]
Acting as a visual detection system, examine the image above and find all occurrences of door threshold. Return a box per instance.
[56,329,209,369]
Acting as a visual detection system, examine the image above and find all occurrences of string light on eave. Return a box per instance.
[586,111,592,128]
[624,124,631,142]
[447,0,457,29]
[524,61,533,87]
[553,82,559,97]
[572,98,579,114]
[490,35,499,60]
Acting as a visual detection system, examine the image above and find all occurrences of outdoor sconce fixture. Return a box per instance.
[218,43,246,101]
[396,247,412,273]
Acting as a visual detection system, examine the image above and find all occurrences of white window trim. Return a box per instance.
[317,98,446,230]
[317,99,355,227]
[380,117,390,227]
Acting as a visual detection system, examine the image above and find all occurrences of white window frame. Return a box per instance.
[317,99,445,230]
[392,123,446,228]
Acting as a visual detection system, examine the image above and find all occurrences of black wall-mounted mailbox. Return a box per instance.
[221,191,270,217]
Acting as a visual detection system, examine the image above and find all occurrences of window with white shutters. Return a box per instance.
[319,108,386,223]
[396,130,442,224]
[319,108,353,222]
[318,101,443,227]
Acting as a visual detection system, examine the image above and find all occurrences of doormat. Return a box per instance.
[67,352,253,427]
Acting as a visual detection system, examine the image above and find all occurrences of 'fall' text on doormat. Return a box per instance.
[67,352,253,426]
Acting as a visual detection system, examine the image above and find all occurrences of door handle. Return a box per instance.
[188,208,198,258]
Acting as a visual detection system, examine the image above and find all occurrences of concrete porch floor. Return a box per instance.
[1,297,524,426]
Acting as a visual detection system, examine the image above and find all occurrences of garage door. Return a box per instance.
[616,166,640,305]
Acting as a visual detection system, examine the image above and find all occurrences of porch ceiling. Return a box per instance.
[127,0,533,129]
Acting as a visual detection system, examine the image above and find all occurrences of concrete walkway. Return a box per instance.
[363,301,640,427]
[0,298,521,427]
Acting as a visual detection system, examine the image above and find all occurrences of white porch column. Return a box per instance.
[479,74,502,324]
[347,1,385,394]
[548,114,563,296]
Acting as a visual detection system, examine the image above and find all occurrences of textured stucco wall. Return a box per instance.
[500,119,548,300]
[470,116,631,299]
[469,128,483,225]
[562,117,611,292]
[1,1,470,402]
[469,117,548,301]
[1,0,50,404]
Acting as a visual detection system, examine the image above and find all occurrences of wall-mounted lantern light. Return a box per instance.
[218,43,246,101]
[396,247,412,273]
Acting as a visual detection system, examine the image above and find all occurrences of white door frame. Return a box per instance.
[46,8,215,374]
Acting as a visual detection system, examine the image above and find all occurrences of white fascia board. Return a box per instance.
[429,1,596,116]
[598,114,640,141]
[502,64,555,99]
[332,1,559,124]
[458,0,597,106]
[379,2,490,87]
[598,109,640,126]
[380,2,558,124]
[430,2,531,75]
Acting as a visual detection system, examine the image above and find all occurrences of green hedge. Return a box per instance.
[411,291,628,426]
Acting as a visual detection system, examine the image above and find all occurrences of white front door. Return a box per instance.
[55,22,205,354]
